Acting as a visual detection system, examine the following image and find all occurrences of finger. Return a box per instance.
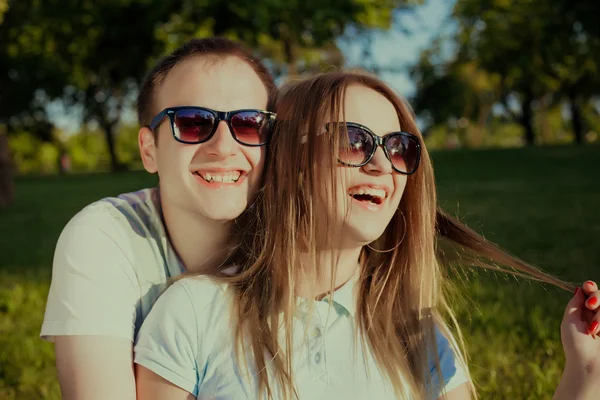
[584,290,600,311]
[564,287,585,321]
[561,288,595,334]
[588,312,600,336]
[582,280,598,296]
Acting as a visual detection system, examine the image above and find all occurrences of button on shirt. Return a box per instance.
[134,275,469,399]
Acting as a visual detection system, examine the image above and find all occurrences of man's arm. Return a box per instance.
[42,210,141,399]
[55,336,136,400]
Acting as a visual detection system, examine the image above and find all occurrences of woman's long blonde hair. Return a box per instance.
[211,70,572,399]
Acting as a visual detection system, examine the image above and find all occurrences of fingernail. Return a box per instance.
[585,280,596,287]
[588,321,599,335]
[586,296,598,308]
[574,287,580,295]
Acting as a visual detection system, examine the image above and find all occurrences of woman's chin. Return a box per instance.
[342,224,387,248]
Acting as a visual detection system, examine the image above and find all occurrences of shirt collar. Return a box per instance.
[318,270,359,317]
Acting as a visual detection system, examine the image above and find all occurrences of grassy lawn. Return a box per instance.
[1,145,599,399]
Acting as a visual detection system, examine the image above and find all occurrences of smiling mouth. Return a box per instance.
[193,171,242,183]
[351,193,383,205]
[348,187,387,205]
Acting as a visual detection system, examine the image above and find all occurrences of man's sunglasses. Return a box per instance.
[326,122,421,175]
[149,106,277,146]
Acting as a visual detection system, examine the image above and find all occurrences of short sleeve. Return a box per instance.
[134,281,200,396]
[41,210,140,341]
[427,327,470,399]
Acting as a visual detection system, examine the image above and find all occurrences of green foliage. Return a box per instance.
[0,0,7,24]
[115,124,143,170]
[412,49,501,147]
[65,129,111,172]
[7,132,60,174]
[1,146,599,398]
[155,0,420,75]
[9,124,142,175]
[413,0,600,146]
[1,0,420,172]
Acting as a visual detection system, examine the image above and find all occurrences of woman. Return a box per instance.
[134,70,600,399]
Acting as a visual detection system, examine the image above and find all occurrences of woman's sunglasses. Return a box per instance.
[149,106,277,146]
[327,122,421,175]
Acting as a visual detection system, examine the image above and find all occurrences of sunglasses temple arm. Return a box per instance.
[149,110,168,130]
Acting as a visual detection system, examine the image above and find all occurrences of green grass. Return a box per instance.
[1,146,599,399]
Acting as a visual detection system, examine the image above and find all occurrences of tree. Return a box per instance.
[0,127,12,207]
[411,44,501,147]
[542,0,600,144]
[412,0,600,146]
[448,0,600,145]
[450,0,565,145]
[0,0,71,206]
[34,0,176,170]
[0,0,178,172]
[155,0,422,76]
[2,0,422,181]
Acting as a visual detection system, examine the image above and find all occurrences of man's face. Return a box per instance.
[142,55,269,221]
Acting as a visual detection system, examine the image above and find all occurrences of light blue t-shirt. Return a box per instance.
[42,188,185,342]
[135,275,469,399]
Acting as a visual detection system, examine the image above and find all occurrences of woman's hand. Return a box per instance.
[581,280,600,336]
[554,280,600,400]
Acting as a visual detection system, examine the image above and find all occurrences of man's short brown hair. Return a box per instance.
[137,37,276,128]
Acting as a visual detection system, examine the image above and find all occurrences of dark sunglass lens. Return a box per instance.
[174,108,215,143]
[386,134,419,173]
[230,111,270,145]
[339,125,373,166]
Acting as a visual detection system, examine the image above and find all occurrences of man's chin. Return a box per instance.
[195,203,247,223]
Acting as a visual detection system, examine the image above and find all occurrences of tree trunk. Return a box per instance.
[568,94,584,145]
[520,90,535,146]
[101,121,124,172]
[537,93,553,145]
[0,132,14,207]
[283,37,298,76]
[468,103,492,148]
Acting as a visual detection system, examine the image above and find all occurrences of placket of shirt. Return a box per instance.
[303,301,326,383]
[306,297,349,384]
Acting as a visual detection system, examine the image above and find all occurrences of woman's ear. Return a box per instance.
[139,126,158,173]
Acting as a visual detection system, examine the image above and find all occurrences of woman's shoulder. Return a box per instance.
[167,275,233,311]
[139,275,234,344]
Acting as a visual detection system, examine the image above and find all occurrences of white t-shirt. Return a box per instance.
[41,188,185,342]
[134,275,469,399]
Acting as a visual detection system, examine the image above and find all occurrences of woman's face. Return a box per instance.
[326,84,408,247]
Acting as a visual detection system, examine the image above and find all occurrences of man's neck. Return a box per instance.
[160,193,232,274]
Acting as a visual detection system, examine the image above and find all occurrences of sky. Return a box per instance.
[339,0,456,97]
[50,0,456,133]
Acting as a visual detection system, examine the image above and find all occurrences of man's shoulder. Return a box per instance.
[68,188,161,233]
[55,187,170,268]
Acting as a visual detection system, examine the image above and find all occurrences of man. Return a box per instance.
[41,37,276,399]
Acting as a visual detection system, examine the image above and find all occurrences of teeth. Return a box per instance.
[348,187,386,199]
[198,171,241,183]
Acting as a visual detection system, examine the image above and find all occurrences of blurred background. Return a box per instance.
[0,0,599,398]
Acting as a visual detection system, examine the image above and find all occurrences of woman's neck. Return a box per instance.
[159,191,232,274]
[298,246,363,299]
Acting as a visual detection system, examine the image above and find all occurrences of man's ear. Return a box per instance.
[139,126,158,173]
